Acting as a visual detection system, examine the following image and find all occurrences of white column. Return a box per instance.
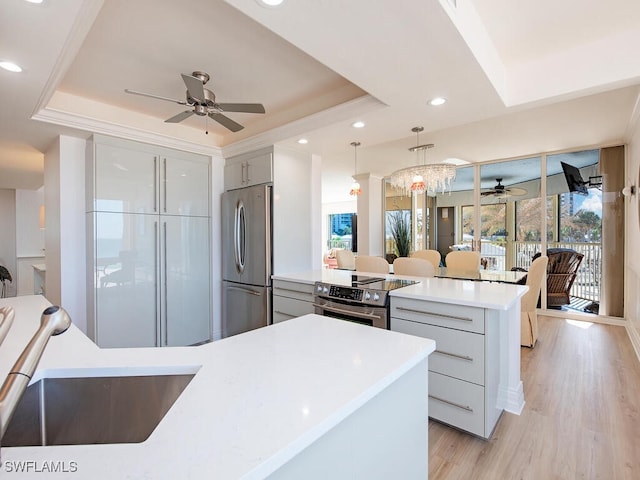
[44,136,87,333]
[355,173,383,256]
[497,299,525,414]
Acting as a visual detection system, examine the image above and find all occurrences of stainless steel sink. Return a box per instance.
[2,373,194,447]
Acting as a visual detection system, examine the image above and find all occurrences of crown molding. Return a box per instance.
[221,94,386,158]
[33,107,223,158]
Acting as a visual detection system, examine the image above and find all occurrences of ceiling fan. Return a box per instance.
[481,178,527,198]
[124,71,265,133]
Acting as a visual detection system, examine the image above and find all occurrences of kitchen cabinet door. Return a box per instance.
[94,143,157,214]
[94,212,158,348]
[162,154,210,216]
[163,215,211,346]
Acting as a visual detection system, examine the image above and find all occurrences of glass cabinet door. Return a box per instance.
[94,144,157,214]
[162,155,210,217]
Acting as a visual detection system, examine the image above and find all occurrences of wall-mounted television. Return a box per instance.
[561,161,589,196]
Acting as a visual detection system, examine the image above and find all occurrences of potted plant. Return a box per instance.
[388,210,411,257]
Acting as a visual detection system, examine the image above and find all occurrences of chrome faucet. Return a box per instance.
[0,307,15,347]
[0,305,72,445]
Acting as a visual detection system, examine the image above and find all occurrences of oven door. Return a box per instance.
[312,296,388,329]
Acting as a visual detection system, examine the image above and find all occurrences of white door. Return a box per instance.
[162,215,211,346]
[94,212,158,348]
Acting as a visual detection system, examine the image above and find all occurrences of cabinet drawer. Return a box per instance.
[273,295,314,323]
[273,280,314,302]
[391,298,484,333]
[429,371,486,438]
[391,318,485,386]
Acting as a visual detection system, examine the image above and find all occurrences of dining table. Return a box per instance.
[435,267,527,284]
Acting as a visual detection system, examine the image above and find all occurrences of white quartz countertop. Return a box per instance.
[273,269,528,310]
[0,296,435,479]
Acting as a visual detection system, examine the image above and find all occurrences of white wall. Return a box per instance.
[0,189,17,297]
[625,101,640,357]
[15,187,45,295]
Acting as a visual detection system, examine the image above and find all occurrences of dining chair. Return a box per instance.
[393,257,435,277]
[354,255,390,274]
[445,251,481,271]
[335,249,356,270]
[521,255,549,347]
[411,250,441,269]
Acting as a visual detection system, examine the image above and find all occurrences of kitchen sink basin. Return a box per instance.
[2,373,194,447]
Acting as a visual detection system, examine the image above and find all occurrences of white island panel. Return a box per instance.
[0,297,434,479]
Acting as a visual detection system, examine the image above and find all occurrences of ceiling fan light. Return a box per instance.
[350,181,362,196]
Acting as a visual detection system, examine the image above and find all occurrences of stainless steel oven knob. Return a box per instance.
[373,292,380,301]
[323,287,329,294]
[364,291,371,300]
[317,284,323,292]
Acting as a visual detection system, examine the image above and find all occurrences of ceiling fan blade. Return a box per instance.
[124,89,187,105]
[208,112,244,132]
[181,73,206,101]
[216,103,265,114]
[165,110,195,123]
[506,187,527,196]
[480,191,495,196]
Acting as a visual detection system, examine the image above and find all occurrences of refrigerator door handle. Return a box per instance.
[226,285,261,296]
[235,200,246,274]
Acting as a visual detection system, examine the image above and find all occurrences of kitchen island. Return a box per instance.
[0,295,435,479]
[273,269,528,425]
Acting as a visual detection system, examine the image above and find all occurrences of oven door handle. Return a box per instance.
[312,302,383,321]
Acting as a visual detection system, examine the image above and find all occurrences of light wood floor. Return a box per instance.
[428,315,640,480]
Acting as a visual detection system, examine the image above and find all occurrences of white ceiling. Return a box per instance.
[1,0,639,202]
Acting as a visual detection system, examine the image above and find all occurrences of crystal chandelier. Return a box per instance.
[390,127,456,196]
[349,141,362,196]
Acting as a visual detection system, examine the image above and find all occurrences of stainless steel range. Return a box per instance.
[313,275,418,329]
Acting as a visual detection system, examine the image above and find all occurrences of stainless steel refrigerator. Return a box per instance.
[222,183,272,338]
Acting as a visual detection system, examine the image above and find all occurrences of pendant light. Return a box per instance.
[390,127,456,196]
[349,141,362,196]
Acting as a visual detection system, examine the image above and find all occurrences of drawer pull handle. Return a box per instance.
[435,349,473,362]
[429,394,474,413]
[275,287,312,295]
[274,311,297,319]
[395,306,473,322]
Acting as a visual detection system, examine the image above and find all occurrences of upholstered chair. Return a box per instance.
[354,255,390,274]
[393,257,435,277]
[521,255,549,347]
[445,251,481,271]
[335,249,356,270]
[411,250,442,270]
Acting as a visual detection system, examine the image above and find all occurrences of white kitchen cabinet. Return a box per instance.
[391,296,501,439]
[91,137,210,216]
[273,279,314,323]
[224,151,272,190]
[86,135,211,348]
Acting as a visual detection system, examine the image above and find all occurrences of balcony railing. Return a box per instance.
[479,240,600,302]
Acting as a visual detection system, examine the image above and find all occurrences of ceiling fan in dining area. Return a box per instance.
[125,71,266,133]
[481,178,527,198]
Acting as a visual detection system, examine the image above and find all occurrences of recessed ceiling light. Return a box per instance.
[256,0,285,7]
[0,62,22,73]
[352,121,365,128]
[428,97,447,106]
[442,158,469,166]
[297,138,308,145]
[24,0,44,3]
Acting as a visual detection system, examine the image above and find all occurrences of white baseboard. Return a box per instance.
[498,381,525,415]
[626,324,640,364]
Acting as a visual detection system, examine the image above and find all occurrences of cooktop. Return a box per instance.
[329,275,418,291]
